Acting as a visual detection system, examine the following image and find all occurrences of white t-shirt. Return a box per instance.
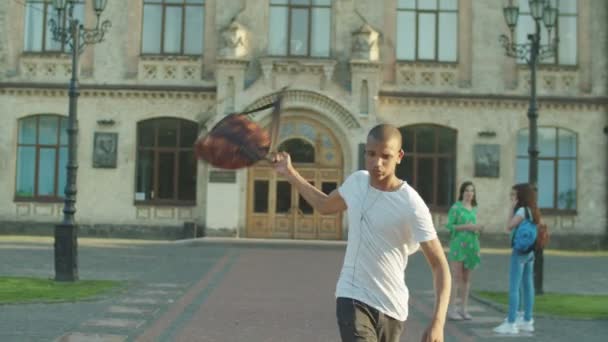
[335,170,438,321]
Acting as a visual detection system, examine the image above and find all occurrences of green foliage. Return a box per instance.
[476,291,608,320]
[0,277,123,304]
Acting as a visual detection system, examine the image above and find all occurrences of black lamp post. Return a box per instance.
[500,0,558,294]
[49,0,111,282]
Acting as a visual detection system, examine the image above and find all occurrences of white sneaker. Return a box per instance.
[517,319,534,332]
[493,320,519,334]
[515,311,524,325]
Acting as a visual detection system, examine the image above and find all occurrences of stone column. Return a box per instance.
[203,0,217,78]
[382,0,397,84]
[80,0,96,78]
[351,24,381,123]
[0,4,8,77]
[215,19,250,115]
[578,0,591,93]
[5,0,24,77]
[124,0,143,79]
[457,0,473,88]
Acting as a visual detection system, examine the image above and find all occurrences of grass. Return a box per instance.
[475,291,608,320]
[0,276,123,304]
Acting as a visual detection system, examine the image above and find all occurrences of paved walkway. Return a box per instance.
[0,236,606,342]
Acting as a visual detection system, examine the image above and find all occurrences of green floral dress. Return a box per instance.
[446,201,481,270]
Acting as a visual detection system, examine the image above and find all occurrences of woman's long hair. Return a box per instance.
[457,181,477,207]
[512,183,541,224]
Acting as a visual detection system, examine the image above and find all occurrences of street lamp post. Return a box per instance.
[499,0,558,294]
[49,0,111,281]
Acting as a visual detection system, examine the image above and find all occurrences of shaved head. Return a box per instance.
[367,124,402,147]
[364,124,404,187]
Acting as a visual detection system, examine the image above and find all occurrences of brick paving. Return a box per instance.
[0,236,606,342]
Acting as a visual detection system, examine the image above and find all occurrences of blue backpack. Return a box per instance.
[512,219,537,254]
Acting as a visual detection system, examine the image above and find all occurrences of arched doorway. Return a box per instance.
[246,117,343,240]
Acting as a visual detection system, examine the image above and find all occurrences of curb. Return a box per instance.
[174,236,348,250]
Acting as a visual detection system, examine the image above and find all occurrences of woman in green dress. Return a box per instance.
[446,181,484,320]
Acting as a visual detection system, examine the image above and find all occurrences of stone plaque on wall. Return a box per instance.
[92,132,118,168]
[474,144,500,178]
[209,170,236,183]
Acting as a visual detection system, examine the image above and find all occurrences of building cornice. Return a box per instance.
[378,91,608,111]
[0,82,217,99]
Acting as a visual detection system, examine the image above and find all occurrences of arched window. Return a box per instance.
[516,127,577,210]
[136,118,198,203]
[396,124,457,209]
[15,114,68,200]
[278,138,315,163]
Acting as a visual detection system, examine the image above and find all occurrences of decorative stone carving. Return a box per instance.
[518,67,578,94]
[19,55,72,81]
[397,62,458,90]
[376,94,605,112]
[244,89,361,129]
[351,24,380,61]
[439,72,456,87]
[258,57,337,90]
[0,86,215,102]
[138,57,202,83]
[322,63,335,83]
[420,72,436,86]
[260,58,274,83]
[219,20,249,59]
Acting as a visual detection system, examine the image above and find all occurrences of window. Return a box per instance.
[15,115,68,200]
[135,118,198,204]
[141,0,205,55]
[516,127,577,210]
[517,0,577,65]
[268,0,332,57]
[396,125,456,209]
[23,0,85,52]
[278,138,315,163]
[396,0,458,62]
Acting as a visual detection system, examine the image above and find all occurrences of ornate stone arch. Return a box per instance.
[243,89,362,129]
[242,89,362,172]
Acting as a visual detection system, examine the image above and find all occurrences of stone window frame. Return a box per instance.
[22,0,86,54]
[134,118,199,206]
[124,0,215,79]
[516,126,578,213]
[396,124,457,211]
[268,0,333,58]
[387,0,472,88]
[14,114,68,203]
[395,0,459,63]
[140,0,206,57]
[7,0,97,77]
[515,0,579,67]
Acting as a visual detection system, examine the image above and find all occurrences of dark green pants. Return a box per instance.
[336,297,404,342]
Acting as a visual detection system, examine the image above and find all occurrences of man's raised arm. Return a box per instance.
[273,152,347,215]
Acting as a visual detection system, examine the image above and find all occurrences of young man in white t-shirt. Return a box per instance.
[272,124,450,342]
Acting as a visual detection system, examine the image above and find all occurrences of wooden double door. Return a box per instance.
[246,166,342,240]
